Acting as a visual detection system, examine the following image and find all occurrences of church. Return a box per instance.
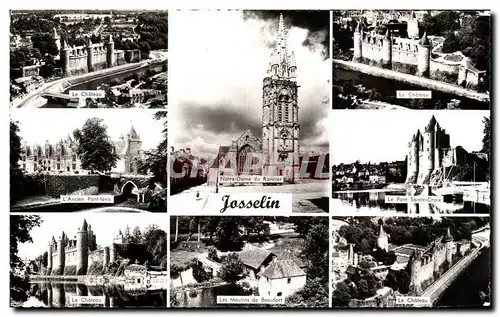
[214,14,300,183]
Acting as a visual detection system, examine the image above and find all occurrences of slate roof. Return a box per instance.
[238,245,274,270]
[260,259,305,279]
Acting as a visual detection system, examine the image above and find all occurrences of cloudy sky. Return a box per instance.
[11,110,166,151]
[15,213,167,260]
[331,110,489,165]
[169,10,330,158]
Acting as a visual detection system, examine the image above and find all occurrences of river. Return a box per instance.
[436,247,491,308]
[19,281,166,308]
[333,68,489,110]
[332,191,490,214]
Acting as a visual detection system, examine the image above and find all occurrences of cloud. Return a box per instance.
[169,10,330,158]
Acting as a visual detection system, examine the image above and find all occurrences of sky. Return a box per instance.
[15,213,168,260]
[331,110,489,165]
[168,10,330,158]
[11,109,166,151]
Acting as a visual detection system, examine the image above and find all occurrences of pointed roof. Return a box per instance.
[411,11,416,19]
[378,224,387,238]
[126,121,139,139]
[290,51,296,68]
[444,227,454,242]
[419,31,431,46]
[425,115,437,132]
[52,27,59,39]
[384,28,391,39]
[82,219,88,231]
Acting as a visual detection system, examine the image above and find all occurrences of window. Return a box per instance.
[287,278,291,284]
[277,104,283,122]
[137,278,141,283]
[57,164,61,170]
[57,156,61,161]
[34,156,38,162]
[277,292,283,297]
[72,164,76,170]
[72,155,76,161]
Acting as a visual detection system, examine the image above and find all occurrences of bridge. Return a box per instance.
[40,92,78,106]
[116,174,154,203]
[414,226,490,307]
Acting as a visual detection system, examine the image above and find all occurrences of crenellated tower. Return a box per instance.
[382,28,392,66]
[61,40,71,77]
[262,13,300,183]
[417,115,437,184]
[106,34,115,68]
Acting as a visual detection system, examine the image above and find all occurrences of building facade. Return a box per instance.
[20,122,143,174]
[215,14,300,183]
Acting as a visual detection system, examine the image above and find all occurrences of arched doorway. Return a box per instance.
[121,181,139,200]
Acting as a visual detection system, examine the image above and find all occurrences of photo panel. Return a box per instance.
[10,10,168,109]
[10,213,168,308]
[331,216,491,308]
[170,215,329,308]
[332,10,491,110]
[331,110,491,216]
[168,10,331,214]
[10,109,168,213]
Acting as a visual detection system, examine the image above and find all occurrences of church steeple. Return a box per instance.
[268,13,296,80]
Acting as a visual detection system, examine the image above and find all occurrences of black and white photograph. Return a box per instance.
[169,10,330,214]
[331,111,491,215]
[10,110,168,213]
[10,10,168,109]
[10,213,168,308]
[332,10,491,110]
[331,216,491,308]
[169,216,328,308]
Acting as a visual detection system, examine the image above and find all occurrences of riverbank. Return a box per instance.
[333,59,490,103]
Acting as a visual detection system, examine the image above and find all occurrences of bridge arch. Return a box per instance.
[121,180,139,195]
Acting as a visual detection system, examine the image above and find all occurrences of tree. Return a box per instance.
[207,246,219,262]
[482,117,491,157]
[214,217,244,252]
[332,282,351,307]
[131,226,142,243]
[384,270,398,290]
[303,221,329,284]
[201,217,220,242]
[442,31,461,53]
[138,111,167,186]
[73,118,119,172]
[10,121,24,204]
[220,253,244,283]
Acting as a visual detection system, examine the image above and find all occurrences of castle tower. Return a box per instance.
[417,32,431,78]
[432,242,440,274]
[262,13,300,183]
[433,122,443,170]
[353,21,363,61]
[444,227,454,265]
[47,238,54,274]
[61,40,71,77]
[377,224,389,251]
[410,250,422,295]
[125,121,142,173]
[110,244,117,263]
[103,246,110,267]
[418,116,436,184]
[407,11,420,39]
[76,220,89,275]
[106,34,115,68]
[382,28,392,67]
[86,38,94,72]
[406,130,421,184]
[56,232,66,274]
[52,28,61,55]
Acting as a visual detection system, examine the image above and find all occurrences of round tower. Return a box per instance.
[106,34,115,68]
[103,246,110,267]
[418,116,436,184]
[76,220,89,275]
[353,21,363,61]
[47,239,53,275]
[56,233,65,275]
[52,27,61,53]
[417,32,431,78]
[382,28,392,67]
[110,243,117,263]
[406,130,421,184]
[444,227,454,265]
[61,40,71,77]
[86,39,94,73]
[377,224,389,251]
[410,250,422,295]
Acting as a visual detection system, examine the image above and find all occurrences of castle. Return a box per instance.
[352,12,486,88]
[51,28,140,77]
[214,14,300,182]
[20,121,143,174]
[46,219,142,276]
[405,116,468,184]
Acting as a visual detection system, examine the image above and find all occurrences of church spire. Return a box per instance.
[268,13,294,79]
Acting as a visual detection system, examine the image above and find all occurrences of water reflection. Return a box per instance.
[175,284,251,308]
[22,282,166,308]
[332,191,490,214]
